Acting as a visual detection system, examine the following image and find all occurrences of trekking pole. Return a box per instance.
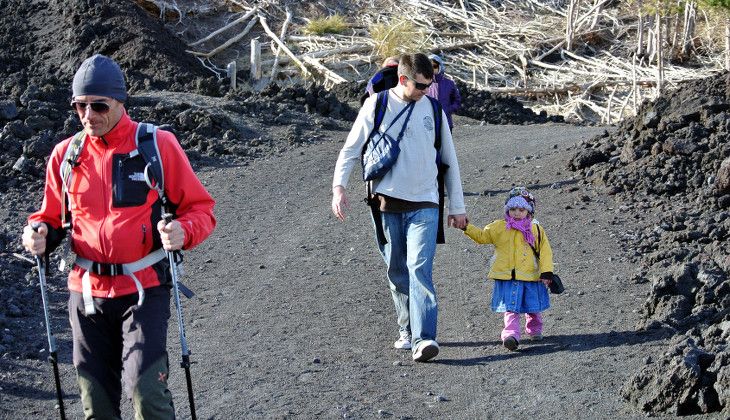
[162,213,197,420]
[31,223,66,420]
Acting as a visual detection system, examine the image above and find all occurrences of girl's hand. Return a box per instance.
[541,278,552,287]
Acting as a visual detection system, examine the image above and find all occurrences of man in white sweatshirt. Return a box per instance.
[331,53,467,362]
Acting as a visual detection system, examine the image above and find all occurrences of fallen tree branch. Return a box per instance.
[258,14,311,79]
[186,17,258,58]
[270,7,293,82]
[188,6,258,47]
[302,56,347,85]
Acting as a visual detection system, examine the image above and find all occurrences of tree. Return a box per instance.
[701,1,730,70]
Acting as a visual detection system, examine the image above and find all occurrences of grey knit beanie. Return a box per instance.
[72,54,127,102]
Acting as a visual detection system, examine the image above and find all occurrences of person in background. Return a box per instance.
[458,187,554,352]
[426,53,462,132]
[360,56,400,104]
[21,54,216,418]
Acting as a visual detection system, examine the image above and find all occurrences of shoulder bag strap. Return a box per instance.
[529,224,542,260]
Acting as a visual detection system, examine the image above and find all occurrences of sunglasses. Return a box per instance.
[406,76,433,91]
[432,64,440,69]
[71,101,111,114]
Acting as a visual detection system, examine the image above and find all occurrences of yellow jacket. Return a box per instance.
[463,219,554,281]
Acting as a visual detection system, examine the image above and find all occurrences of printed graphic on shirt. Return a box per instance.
[423,115,434,132]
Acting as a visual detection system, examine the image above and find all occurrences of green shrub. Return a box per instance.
[304,15,348,35]
[369,19,427,60]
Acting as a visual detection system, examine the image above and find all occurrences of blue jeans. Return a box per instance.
[373,207,439,349]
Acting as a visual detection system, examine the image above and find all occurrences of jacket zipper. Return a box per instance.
[115,157,124,203]
[98,139,110,264]
[142,224,147,244]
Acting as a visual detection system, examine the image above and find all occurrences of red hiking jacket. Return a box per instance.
[29,112,216,298]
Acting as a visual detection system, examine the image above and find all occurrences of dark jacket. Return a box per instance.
[360,65,399,104]
[427,72,461,129]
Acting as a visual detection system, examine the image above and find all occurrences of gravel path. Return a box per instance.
[3,118,722,419]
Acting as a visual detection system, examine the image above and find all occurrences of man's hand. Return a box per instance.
[332,185,349,222]
[448,213,468,230]
[157,219,185,251]
[22,222,48,256]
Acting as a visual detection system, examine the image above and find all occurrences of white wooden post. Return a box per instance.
[726,18,730,71]
[250,39,262,82]
[226,61,237,90]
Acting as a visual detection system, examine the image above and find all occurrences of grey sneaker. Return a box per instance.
[412,340,439,362]
[526,333,543,341]
[503,336,519,351]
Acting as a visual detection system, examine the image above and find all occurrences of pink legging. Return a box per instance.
[500,311,543,341]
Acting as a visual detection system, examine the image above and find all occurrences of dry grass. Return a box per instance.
[369,19,427,59]
[304,15,348,35]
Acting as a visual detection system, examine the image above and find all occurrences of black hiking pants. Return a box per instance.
[69,286,175,420]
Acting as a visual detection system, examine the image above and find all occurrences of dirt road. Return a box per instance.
[5,119,712,419]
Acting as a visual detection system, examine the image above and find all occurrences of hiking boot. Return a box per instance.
[412,340,439,362]
[503,336,519,351]
[394,331,412,350]
[526,333,543,341]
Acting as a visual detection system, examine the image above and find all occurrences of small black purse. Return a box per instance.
[549,274,565,294]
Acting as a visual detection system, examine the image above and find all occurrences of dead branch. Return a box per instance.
[270,7,293,82]
[188,6,258,47]
[186,17,258,58]
[302,56,347,85]
[258,14,312,80]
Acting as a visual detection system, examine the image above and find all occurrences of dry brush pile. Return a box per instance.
[169,0,728,123]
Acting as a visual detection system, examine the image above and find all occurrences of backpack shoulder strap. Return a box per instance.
[135,123,167,204]
[427,96,443,151]
[428,96,447,244]
[59,130,87,229]
[372,90,389,134]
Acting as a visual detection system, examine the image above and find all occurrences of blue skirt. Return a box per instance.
[491,279,550,313]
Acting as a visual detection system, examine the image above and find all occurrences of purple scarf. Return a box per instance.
[505,214,535,247]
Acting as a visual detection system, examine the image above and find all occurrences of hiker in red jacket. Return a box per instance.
[21,54,216,419]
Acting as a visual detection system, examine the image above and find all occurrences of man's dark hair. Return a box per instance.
[398,53,434,80]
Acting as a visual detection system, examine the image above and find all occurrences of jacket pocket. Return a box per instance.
[112,153,150,207]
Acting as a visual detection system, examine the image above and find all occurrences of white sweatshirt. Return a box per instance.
[333,89,466,215]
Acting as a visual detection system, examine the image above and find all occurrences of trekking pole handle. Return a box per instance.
[30,222,49,273]
[162,213,173,225]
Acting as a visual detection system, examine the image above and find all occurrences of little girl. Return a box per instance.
[460,187,554,351]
